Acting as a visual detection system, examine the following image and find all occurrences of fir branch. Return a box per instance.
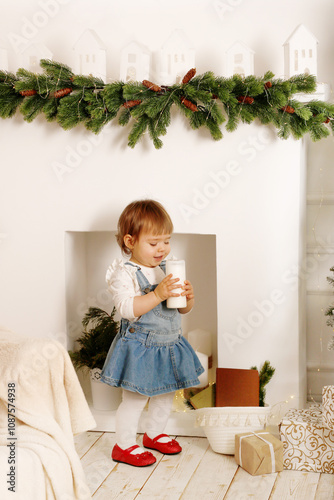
[288,73,317,94]
[204,116,223,141]
[128,114,150,148]
[20,94,47,122]
[57,91,90,129]
[103,81,125,114]
[39,58,74,83]
[69,307,119,370]
[84,90,114,133]
[148,118,163,149]
[43,97,59,122]
[118,107,132,126]
[251,360,275,406]
[0,71,23,118]
[72,74,105,89]
[15,69,50,96]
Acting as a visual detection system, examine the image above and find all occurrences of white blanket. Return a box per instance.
[0,328,96,499]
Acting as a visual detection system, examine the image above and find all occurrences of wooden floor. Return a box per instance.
[74,432,334,500]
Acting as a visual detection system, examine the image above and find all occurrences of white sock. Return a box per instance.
[153,436,173,443]
[129,446,146,455]
[115,390,149,450]
[144,392,175,442]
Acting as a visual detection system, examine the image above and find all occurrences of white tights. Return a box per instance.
[115,389,175,451]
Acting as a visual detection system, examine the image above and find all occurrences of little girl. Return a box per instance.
[101,199,204,467]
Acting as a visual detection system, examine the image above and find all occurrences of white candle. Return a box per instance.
[196,351,209,388]
[188,329,212,357]
[166,259,187,309]
[188,329,213,369]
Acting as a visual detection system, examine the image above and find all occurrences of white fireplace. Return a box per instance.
[0,115,306,433]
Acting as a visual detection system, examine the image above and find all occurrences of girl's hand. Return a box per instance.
[181,280,195,301]
[154,274,181,302]
[179,280,195,314]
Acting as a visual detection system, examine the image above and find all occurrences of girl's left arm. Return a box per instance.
[178,280,195,314]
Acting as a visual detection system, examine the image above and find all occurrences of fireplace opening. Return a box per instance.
[65,230,218,386]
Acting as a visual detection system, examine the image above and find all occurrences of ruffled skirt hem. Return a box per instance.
[101,333,205,396]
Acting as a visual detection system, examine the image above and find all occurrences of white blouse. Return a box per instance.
[105,259,166,322]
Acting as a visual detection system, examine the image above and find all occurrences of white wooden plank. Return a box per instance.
[224,466,277,500]
[80,432,118,496]
[314,474,334,500]
[93,441,163,500]
[136,436,208,499]
[180,448,238,499]
[77,433,331,500]
[74,431,103,458]
[270,470,320,500]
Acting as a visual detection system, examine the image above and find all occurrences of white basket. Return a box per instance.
[195,406,271,455]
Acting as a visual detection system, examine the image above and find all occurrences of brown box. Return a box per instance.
[235,431,283,475]
[215,368,259,407]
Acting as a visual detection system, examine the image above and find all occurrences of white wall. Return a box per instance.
[306,137,334,401]
[1,0,334,408]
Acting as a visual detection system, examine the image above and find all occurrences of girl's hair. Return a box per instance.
[116,199,173,255]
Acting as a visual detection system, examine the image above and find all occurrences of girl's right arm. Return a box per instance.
[132,274,180,317]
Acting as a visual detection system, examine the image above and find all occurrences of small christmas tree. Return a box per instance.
[325,267,334,351]
[251,360,275,406]
[69,307,119,370]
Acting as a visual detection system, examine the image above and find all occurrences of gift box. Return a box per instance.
[279,403,334,473]
[322,385,334,430]
[235,431,283,475]
[189,384,215,409]
[215,368,259,407]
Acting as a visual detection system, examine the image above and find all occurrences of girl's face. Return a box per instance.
[125,231,171,268]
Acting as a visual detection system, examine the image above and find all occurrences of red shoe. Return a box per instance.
[112,444,156,467]
[143,433,182,455]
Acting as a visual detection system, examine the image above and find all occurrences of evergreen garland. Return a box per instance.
[1,59,334,148]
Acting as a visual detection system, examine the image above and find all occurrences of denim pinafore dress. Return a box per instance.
[100,262,204,396]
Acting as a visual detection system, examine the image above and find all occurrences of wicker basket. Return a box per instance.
[195,406,271,455]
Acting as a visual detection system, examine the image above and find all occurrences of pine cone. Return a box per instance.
[123,100,142,108]
[180,97,198,112]
[19,89,37,96]
[54,88,73,98]
[182,68,196,84]
[281,105,295,114]
[237,96,254,104]
[142,80,161,92]
[264,81,272,89]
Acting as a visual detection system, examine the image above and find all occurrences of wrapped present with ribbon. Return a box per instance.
[235,431,283,475]
[322,385,334,430]
[279,403,334,473]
